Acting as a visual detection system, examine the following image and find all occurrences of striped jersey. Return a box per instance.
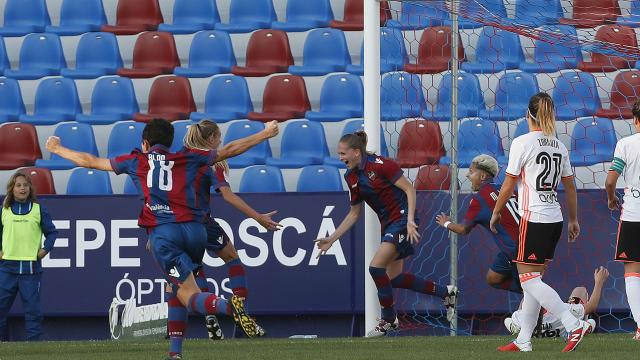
[610,133,640,222]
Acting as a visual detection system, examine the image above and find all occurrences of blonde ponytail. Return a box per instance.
[183,119,229,174]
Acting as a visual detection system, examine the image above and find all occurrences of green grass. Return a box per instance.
[0,334,637,360]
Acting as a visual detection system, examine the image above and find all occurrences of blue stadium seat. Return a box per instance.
[461,27,524,74]
[552,71,601,121]
[306,74,363,122]
[440,119,506,167]
[170,120,194,152]
[158,0,219,34]
[215,0,276,33]
[271,0,333,32]
[346,27,408,75]
[386,1,448,29]
[61,32,122,79]
[66,168,112,195]
[297,165,343,192]
[0,78,25,123]
[513,118,530,138]
[239,165,285,193]
[107,121,145,158]
[174,31,236,77]
[0,37,10,75]
[520,25,582,73]
[19,78,81,125]
[76,76,138,125]
[425,72,485,121]
[617,1,640,27]
[323,119,389,168]
[267,120,329,168]
[570,117,617,166]
[0,0,50,37]
[4,33,65,80]
[123,175,139,195]
[479,72,539,121]
[289,28,351,76]
[443,0,508,29]
[514,0,562,27]
[380,72,426,121]
[224,120,271,168]
[35,122,98,170]
[191,75,253,122]
[45,0,107,35]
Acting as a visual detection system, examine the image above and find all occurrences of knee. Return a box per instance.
[219,244,239,263]
[486,271,506,287]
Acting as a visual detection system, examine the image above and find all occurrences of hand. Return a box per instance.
[263,121,279,139]
[37,249,48,260]
[435,212,451,228]
[489,212,501,234]
[406,220,421,244]
[608,195,621,211]
[568,220,580,243]
[45,136,62,154]
[256,210,282,231]
[594,266,609,285]
[314,237,335,259]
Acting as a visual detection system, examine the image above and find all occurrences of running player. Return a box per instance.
[605,99,640,341]
[314,131,457,338]
[491,93,592,352]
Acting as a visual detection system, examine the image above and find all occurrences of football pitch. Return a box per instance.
[0,334,637,360]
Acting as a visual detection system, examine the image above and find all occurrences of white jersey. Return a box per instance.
[505,131,573,223]
[512,304,585,338]
[610,133,640,222]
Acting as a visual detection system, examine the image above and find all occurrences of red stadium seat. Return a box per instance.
[231,30,293,77]
[0,123,42,170]
[247,75,310,122]
[404,26,465,74]
[415,165,453,191]
[559,0,620,28]
[101,0,163,35]
[117,32,180,78]
[596,70,640,119]
[134,76,196,122]
[19,167,56,195]
[396,120,445,168]
[577,25,636,72]
[330,0,391,31]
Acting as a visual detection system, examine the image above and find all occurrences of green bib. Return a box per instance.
[1,203,42,261]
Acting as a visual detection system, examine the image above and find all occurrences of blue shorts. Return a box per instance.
[149,222,207,287]
[204,217,230,253]
[491,252,520,286]
[382,221,415,260]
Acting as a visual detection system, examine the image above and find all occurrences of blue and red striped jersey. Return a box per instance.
[110,144,217,227]
[345,154,407,230]
[194,164,231,220]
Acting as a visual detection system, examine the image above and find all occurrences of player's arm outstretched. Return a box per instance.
[45,136,113,171]
[393,175,420,243]
[584,266,609,314]
[218,186,281,231]
[435,213,473,235]
[215,120,279,162]
[314,204,362,258]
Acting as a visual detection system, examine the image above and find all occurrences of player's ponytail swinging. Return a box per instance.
[183,119,229,174]
[527,92,556,137]
[340,131,369,158]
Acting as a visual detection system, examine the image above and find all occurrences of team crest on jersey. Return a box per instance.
[368,171,376,180]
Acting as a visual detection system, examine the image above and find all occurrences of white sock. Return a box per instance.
[515,291,540,344]
[520,272,581,333]
[625,273,640,329]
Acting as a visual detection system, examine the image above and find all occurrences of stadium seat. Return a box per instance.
[404,26,465,74]
[117,32,180,78]
[440,119,506,167]
[19,167,55,194]
[425,72,485,121]
[617,1,640,27]
[174,30,236,77]
[514,0,563,27]
[60,32,122,79]
[215,0,276,33]
[0,123,41,170]
[170,120,194,152]
[101,0,163,35]
[190,75,253,123]
[323,119,389,167]
[552,71,601,121]
[570,117,617,166]
[380,72,426,121]
[231,30,293,77]
[395,119,445,168]
[578,25,636,72]
[107,121,145,158]
[271,0,333,32]
[0,37,8,75]
[19,78,81,126]
[76,76,139,125]
[443,0,508,29]
[46,0,107,35]
[223,120,272,168]
[305,74,363,122]
[35,122,98,170]
[123,175,139,195]
[330,0,391,31]
[4,33,65,80]
[387,1,447,29]
[247,75,310,122]
[239,165,285,192]
[134,76,196,122]
[0,78,25,123]
[415,165,452,190]
[519,25,582,73]
[297,165,343,192]
[66,168,112,195]
[596,70,640,119]
[460,27,524,74]
[346,27,408,75]
[288,28,351,76]
[0,0,50,37]
[479,72,539,121]
[266,120,329,168]
[513,118,530,138]
[158,0,219,34]
[559,0,620,28]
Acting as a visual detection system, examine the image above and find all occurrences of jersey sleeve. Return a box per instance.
[463,197,482,228]
[185,148,219,166]
[378,158,403,183]
[610,140,626,174]
[212,166,230,192]
[561,146,574,178]
[505,138,525,178]
[109,152,138,176]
